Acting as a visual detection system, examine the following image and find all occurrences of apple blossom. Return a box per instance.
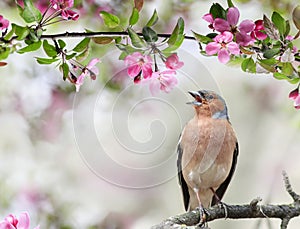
[75,58,100,92]
[213,7,255,46]
[124,52,153,82]
[0,15,9,31]
[250,20,268,40]
[0,212,39,229]
[148,70,178,94]
[165,53,184,70]
[50,0,79,21]
[289,88,300,109]
[205,31,240,64]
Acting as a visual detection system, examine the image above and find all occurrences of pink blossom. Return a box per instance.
[213,7,255,46]
[205,31,240,64]
[165,53,184,70]
[75,58,100,92]
[50,0,74,9]
[286,35,294,41]
[0,212,39,229]
[124,52,153,82]
[250,20,267,40]
[0,15,9,31]
[61,9,79,20]
[289,88,300,109]
[149,70,178,94]
[50,0,79,21]
[202,13,215,29]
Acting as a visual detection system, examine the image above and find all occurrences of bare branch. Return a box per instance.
[152,173,300,229]
[282,171,300,203]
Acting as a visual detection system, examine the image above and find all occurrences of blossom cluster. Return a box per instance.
[0,212,39,229]
[124,52,183,94]
[203,7,267,64]
[0,0,300,108]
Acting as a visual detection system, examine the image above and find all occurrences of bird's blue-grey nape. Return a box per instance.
[211,109,229,119]
[212,93,229,120]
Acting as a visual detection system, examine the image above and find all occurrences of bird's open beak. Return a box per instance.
[187,91,203,106]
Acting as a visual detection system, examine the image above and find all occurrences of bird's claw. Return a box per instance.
[217,201,229,219]
[195,206,208,228]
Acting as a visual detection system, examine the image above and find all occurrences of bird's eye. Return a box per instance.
[206,94,214,100]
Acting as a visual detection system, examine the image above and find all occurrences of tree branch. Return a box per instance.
[152,172,300,229]
[39,31,196,40]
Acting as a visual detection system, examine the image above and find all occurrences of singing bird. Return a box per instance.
[177,90,238,219]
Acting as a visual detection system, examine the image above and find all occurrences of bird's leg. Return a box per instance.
[210,188,228,219]
[194,189,207,227]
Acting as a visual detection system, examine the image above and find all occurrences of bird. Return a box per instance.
[177,90,238,223]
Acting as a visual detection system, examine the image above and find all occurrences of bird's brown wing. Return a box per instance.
[177,142,190,211]
[211,141,239,206]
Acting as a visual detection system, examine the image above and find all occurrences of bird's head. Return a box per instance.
[187,90,229,119]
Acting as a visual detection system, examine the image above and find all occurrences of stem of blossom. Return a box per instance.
[40,4,52,24]
[153,54,159,72]
[41,10,62,27]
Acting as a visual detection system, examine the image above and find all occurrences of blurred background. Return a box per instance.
[0,0,300,228]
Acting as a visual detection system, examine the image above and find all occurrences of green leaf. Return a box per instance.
[206,33,218,39]
[14,24,30,40]
[28,29,40,43]
[263,15,280,40]
[66,53,76,60]
[281,62,294,76]
[4,25,16,40]
[118,51,127,60]
[142,26,158,43]
[292,5,300,30]
[73,38,90,52]
[227,0,234,7]
[241,57,256,73]
[58,39,66,49]
[263,48,280,59]
[146,9,159,27]
[19,0,42,23]
[36,57,59,65]
[271,11,286,37]
[192,31,212,44]
[76,48,90,62]
[100,11,120,28]
[273,72,289,80]
[259,58,277,65]
[288,78,300,84]
[258,58,277,73]
[284,20,290,37]
[15,25,30,41]
[209,3,226,19]
[92,37,114,44]
[167,17,184,46]
[43,40,57,57]
[0,47,11,60]
[17,41,42,54]
[127,27,145,48]
[129,8,139,26]
[115,43,142,54]
[114,36,122,43]
[163,17,184,52]
[61,63,69,80]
